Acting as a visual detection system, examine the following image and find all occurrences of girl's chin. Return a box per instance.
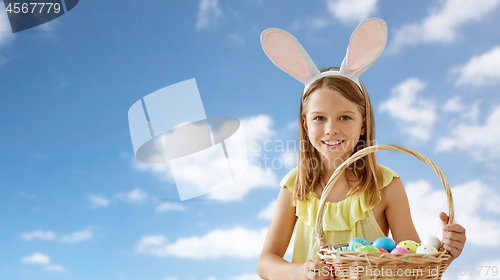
[318,150,353,164]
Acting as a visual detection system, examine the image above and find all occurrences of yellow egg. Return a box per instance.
[396,240,419,253]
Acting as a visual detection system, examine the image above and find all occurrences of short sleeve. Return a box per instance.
[379,164,399,189]
[280,167,298,192]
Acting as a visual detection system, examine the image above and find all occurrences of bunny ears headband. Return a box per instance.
[260,18,388,94]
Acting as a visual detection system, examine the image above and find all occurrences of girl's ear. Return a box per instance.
[301,115,308,133]
[261,28,320,85]
[361,119,366,136]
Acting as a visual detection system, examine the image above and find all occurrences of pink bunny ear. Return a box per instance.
[340,18,387,80]
[261,28,320,85]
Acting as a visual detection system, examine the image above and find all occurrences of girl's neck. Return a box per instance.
[318,160,349,200]
[321,154,351,177]
[321,159,343,185]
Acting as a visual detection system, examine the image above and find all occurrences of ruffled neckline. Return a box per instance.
[280,165,399,232]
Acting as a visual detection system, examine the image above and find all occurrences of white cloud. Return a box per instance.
[132,114,279,201]
[21,228,93,243]
[89,194,110,208]
[116,188,149,204]
[443,96,465,112]
[461,101,481,123]
[22,252,50,264]
[379,78,437,141]
[406,179,500,247]
[135,227,267,259]
[138,235,167,246]
[45,264,67,272]
[228,274,261,280]
[405,180,452,238]
[163,277,178,280]
[452,46,500,87]
[452,180,500,246]
[326,0,377,23]
[257,200,276,220]
[391,0,500,51]
[22,252,68,272]
[21,231,56,241]
[461,259,500,280]
[59,228,93,243]
[196,0,222,29]
[156,202,185,212]
[437,105,500,160]
[205,166,279,200]
[242,115,275,143]
[280,150,299,170]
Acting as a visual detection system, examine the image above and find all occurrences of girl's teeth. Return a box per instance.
[323,140,342,145]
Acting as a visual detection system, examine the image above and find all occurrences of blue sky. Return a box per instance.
[1,0,500,279]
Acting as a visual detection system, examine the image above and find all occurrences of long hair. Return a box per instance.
[294,69,382,206]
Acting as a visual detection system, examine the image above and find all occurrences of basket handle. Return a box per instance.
[315,144,455,248]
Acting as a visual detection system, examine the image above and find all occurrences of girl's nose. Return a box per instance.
[325,124,340,135]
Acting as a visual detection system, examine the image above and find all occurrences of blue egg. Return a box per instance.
[372,237,396,252]
[349,237,371,251]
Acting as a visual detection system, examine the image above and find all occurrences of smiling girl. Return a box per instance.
[256,18,466,280]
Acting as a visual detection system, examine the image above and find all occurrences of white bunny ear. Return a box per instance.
[261,28,320,85]
[339,18,387,81]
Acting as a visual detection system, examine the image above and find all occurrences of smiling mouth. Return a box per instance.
[321,140,344,146]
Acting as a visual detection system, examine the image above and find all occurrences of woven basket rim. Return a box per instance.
[315,144,455,249]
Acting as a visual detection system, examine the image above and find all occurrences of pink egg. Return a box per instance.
[391,247,410,254]
[377,248,388,253]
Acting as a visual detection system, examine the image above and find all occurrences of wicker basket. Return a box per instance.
[316,144,454,280]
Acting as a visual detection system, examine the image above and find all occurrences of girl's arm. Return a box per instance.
[382,177,421,243]
[383,178,466,266]
[257,187,298,280]
[257,188,334,280]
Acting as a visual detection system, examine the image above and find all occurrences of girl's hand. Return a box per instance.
[298,257,335,279]
[439,212,466,261]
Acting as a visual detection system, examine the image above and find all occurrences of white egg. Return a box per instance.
[421,235,441,249]
[416,244,438,254]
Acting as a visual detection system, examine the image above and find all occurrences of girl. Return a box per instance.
[257,18,466,280]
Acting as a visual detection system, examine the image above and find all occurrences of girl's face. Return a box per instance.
[302,87,366,168]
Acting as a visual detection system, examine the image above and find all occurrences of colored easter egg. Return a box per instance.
[336,246,349,252]
[349,237,371,251]
[372,237,396,252]
[421,235,441,249]
[391,247,410,254]
[416,244,438,254]
[377,247,388,253]
[355,245,379,253]
[396,240,419,253]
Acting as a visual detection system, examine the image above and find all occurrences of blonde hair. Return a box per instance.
[293,69,382,206]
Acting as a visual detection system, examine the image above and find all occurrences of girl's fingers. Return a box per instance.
[306,259,334,279]
[443,244,462,259]
[442,231,466,242]
[439,212,449,226]
[443,224,466,234]
[442,238,464,250]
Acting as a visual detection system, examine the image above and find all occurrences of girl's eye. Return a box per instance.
[340,116,350,121]
[314,116,325,121]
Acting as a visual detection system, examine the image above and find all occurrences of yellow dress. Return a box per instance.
[280,165,399,263]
